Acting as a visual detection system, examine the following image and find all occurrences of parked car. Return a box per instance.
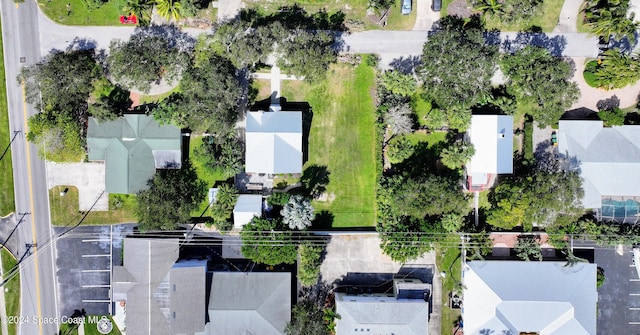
[402,0,412,14]
[551,131,558,146]
[431,0,441,11]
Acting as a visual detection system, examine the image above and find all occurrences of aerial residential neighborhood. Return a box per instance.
[0,0,640,334]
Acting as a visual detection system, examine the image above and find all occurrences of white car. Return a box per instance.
[402,0,412,15]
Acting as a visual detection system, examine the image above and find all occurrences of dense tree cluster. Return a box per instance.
[474,0,544,25]
[281,195,315,230]
[501,46,579,127]
[583,0,638,44]
[240,217,298,266]
[209,184,238,231]
[135,162,207,230]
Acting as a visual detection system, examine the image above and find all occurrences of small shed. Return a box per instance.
[233,195,263,229]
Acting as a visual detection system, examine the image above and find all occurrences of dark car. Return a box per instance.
[431,0,441,11]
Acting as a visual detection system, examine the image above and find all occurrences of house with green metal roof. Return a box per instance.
[87,114,182,194]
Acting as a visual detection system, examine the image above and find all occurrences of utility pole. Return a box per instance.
[0,212,30,249]
[0,130,21,161]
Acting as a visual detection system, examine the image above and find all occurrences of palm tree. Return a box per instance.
[123,0,153,26]
[440,141,475,170]
[474,0,503,19]
[155,0,183,21]
[586,13,639,44]
[594,49,640,89]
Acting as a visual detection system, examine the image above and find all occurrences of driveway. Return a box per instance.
[570,57,640,110]
[46,162,108,211]
[55,224,132,317]
[553,0,582,33]
[594,245,640,334]
[319,233,440,335]
[413,0,440,31]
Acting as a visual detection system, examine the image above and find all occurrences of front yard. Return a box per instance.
[49,186,137,225]
[281,61,378,228]
[436,234,463,335]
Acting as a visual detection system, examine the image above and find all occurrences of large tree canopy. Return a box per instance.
[210,21,286,69]
[501,46,579,127]
[487,169,583,230]
[135,161,207,231]
[418,16,498,109]
[20,49,102,113]
[107,27,193,93]
[278,29,337,82]
[240,217,298,266]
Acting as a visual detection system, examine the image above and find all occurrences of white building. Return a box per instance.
[466,115,514,190]
[232,194,263,229]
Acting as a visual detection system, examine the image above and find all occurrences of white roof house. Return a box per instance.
[463,261,597,335]
[245,104,302,174]
[233,194,262,229]
[466,115,514,189]
[558,120,640,209]
[335,278,430,335]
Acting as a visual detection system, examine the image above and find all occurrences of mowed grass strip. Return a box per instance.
[38,0,126,26]
[481,0,563,32]
[2,248,20,335]
[282,62,377,228]
[49,186,137,225]
[0,19,15,216]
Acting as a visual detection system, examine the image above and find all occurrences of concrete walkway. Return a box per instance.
[0,250,9,335]
[553,0,583,33]
[250,66,304,102]
[412,0,440,30]
[46,162,108,211]
[217,0,243,22]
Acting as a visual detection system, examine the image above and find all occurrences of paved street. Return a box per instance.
[0,0,60,333]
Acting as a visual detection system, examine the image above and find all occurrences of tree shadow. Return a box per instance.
[561,107,598,120]
[240,6,347,31]
[133,24,195,51]
[300,165,330,199]
[64,37,97,52]
[311,210,334,230]
[609,33,638,54]
[596,95,620,111]
[389,55,422,74]
[501,32,567,56]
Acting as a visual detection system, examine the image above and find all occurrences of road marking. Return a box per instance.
[630,279,640,282]
[82,300,110,303]
[630,293,640,296]
[81,239,110,243]
[81,285,110,288]
[22,83,44,335]
[81,269,110,273]
[630,322,640,325]
[630,308,640,310]
[81,254,110,258]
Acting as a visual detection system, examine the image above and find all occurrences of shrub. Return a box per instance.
[583,69,600,88]
[597,267,605,288]
[269,192,291,206]
[298,242,323,286]
[387,137,415,164]
[598,107,625,126]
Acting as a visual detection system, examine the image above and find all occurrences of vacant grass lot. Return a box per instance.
[0,20,14,216]
[49,186,137,225]
[38,0,126,26]
[59,316,122,335]
[1,248,19,335]
[282,62,377,228]
[483,0,563,32]
[436,234,463,335]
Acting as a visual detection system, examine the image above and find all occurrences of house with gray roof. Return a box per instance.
[111,238,207,335]
[87,114,182,194]
[462,261,597,335]
[558,120,640,223]
[205,272,292,335]
[245,104,302,174]
[335,278,430,335]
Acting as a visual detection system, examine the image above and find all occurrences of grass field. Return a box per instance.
[385,3,417,30]
[436,234,463,335]
[59,316,122,335]
[49,186,137,226]
[0,19,15,216]
[38,0,127,26]
[281,62,378,228]
[1,248,20,335]
[483,0,563,32]
[189,136,228,216]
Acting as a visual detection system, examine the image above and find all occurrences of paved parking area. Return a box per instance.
[46,162,108,211]
[55,225,132,317]
[595,245,640,333]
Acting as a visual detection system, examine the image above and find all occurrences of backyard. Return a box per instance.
[281,61,378,228]
[436,234,463,335]
[1,248,20,335]
[0,19,14,216]
[188,135,228,216]
[49,186,137,225]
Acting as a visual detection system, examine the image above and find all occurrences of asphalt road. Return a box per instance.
[0,0,60,334]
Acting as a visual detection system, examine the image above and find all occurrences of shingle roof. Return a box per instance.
[558,120,640,208]
[462,261,597,335]
[87,114,182,194]
[335,293,429,335]
[207,272,291,335]
[467,115,514,175]
[245,107,302,174]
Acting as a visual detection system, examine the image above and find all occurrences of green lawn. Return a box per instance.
[483,0,563,32]
[385,3,417,30]
[59,316,121,335]
[38,0,127,26]
[436,234,463,335]
[188,136,228,216]
[49,186,137,226]
[401,131,447,147]
[138,85,180,105]
[0,19,15,216]
[1,248,20,335]
[281,62,378,228]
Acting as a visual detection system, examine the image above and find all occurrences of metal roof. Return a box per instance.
[245,108,302,174]
[233,194,262,229]
[87,114,182,194]
[467,115,514,175]
[462,261,597,335]
[558,120,640,208]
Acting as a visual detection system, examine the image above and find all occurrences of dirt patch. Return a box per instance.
[447,0,474,18]
[316,192,336,202]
